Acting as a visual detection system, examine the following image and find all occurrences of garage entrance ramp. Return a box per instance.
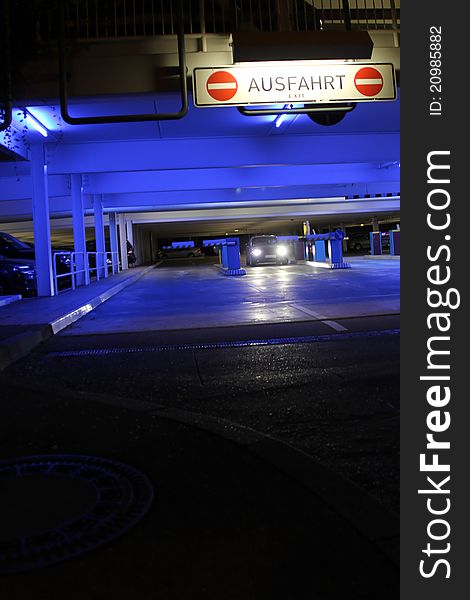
[60,257,399,336]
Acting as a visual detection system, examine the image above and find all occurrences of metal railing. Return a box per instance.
[53,251,89,295]
[107,251,120,275]
[35,0,399,42]
[87,251,120,281]
[53,250,120,294]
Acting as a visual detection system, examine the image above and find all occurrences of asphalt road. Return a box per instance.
[0,259,400,596]
[1,318,399,513]
[0,258,400,513]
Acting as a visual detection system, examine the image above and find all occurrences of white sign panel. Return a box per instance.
[193,62,396,107]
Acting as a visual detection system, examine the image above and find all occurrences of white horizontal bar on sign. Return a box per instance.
[207,82,237,89]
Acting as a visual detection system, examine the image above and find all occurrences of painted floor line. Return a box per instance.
[46,328,400,357]
[290,304,348,331]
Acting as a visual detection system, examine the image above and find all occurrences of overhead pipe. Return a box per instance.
[342,0,352,32]
[58,0,188,125]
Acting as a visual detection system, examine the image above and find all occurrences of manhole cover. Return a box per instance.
[0,455,153,575]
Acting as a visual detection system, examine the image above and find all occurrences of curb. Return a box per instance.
[0,295,22,307]
[0,265,155,371]
[306,261,352,269]
[49,265,156,334]
[362,255,400,260]
[0,328,51,371]
[217,266,246,276]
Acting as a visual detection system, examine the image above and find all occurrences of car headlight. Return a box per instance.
[276,245,288,257]
[252,248,262,257]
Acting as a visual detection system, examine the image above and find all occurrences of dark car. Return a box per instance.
[0,231,35,260]
[0,231,74,294]
[346,232,390,252]
[346,233,370,252]
[0,256,37,296]
[0,230,73,272]
[246,235,290,266]
[156,245,202,259]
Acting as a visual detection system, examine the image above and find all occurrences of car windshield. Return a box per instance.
[0,232,32,250]
[252,237,277,246]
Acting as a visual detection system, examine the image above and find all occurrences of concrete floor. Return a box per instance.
[61,257,400,335]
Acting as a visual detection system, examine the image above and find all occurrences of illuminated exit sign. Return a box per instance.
[193,62,396,107]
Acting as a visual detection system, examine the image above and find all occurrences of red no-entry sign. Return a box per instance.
[206,71,238,101]
[354,67,384,97]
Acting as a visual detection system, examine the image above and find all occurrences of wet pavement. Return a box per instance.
[3,322,399,512]
[0,257,399,597]
[61,257,400,335]
[0,381,398,599]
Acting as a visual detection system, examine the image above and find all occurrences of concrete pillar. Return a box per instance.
[314,240,326,262]
[126,219,136,266]
[93,194,107,278]
[302,221,311,260]
[133,226,142,266]
[118,214,128,270]
[328,239,344,265]
[340,222,348,252]
[372,217,380,232]
[126,219,134,246]
[30,144,54,296]
[108,212,119,273]
[71,174,87,286]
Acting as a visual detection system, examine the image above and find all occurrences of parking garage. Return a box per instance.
[0,2,400,596]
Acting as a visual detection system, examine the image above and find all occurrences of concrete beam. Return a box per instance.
[100,182,400,212]
[45,133,400,175]
[86,163,400,195]
[0,125,30,161]
[0,174,70,200]
[129,197,401,225]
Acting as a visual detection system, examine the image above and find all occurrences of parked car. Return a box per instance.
[157,246,203,259]
[0,256,37,296]
[346,233,370,252]
[246,235,289,266]
[0,230,74,272]
[346,232,390,252]
[0,231,74,295]
[0,231,35,260]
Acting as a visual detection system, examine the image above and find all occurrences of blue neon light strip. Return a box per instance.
[274,103,295,128]
[25,109,48,137]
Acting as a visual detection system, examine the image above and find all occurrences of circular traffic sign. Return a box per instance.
[354,67,384,97]
[206,71,238,101]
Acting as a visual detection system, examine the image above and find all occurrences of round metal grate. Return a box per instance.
[0,455,154,575]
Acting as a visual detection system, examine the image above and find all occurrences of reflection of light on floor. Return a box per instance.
[250,307,274,321]
[248,276,266,287]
